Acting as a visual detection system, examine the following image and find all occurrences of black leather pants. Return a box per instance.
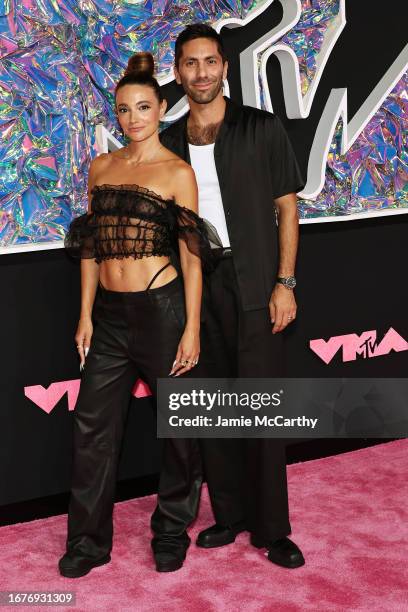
[65,275,202,561]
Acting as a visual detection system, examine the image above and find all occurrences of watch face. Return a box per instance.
[286,276,296,288]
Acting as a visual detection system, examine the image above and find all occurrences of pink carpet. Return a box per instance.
[1,440,407,612]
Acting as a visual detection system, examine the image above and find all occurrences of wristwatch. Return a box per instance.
[276,276,296,289]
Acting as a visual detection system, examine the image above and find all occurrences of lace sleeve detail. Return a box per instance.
[170,204,223,272]
[64,212,98,261]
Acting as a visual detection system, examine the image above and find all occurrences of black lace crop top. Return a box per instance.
[64,184,222,271]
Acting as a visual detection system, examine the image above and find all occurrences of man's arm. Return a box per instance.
[264,113,303,333]
[269,192,299,333]
[275,192,299,278]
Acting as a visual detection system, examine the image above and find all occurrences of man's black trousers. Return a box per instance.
[199,255,292,542]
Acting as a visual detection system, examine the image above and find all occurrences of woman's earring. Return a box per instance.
[116,118,129,145]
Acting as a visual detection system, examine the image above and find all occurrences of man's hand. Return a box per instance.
[269,284,297,334]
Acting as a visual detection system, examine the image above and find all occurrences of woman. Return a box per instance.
[60,52,219,578]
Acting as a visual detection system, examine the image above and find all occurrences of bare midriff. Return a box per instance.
[99,256,178,292]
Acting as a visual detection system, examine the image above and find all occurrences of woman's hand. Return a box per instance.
[170,327,200,377]
[75,316,93,371]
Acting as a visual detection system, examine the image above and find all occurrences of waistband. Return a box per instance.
[97,275,182,303]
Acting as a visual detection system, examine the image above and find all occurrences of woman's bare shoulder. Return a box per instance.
[166,156,195,180]
[89,152,116,170]
[159,145,188,168]
[88,152,118,185]
[165,158,197,210]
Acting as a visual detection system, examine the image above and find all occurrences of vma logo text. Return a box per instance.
[310,327,408,364]
[24,379,152,413]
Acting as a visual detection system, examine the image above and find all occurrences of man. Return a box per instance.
[153,23,305,569]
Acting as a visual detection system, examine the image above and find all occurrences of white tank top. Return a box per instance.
[188,143,231,248]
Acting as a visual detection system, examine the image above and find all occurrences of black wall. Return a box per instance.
[1,0,407,508]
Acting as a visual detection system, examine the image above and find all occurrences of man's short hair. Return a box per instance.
[174,23,227,67]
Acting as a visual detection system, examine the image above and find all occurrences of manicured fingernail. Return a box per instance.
[85,347,89,356]
[80,363,84,372]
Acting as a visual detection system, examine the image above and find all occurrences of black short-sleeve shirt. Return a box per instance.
[160,97,305,311]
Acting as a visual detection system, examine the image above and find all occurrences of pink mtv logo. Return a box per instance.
[24,379,152,414]
[310,327,408,364]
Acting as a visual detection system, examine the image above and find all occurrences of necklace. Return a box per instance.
[121,143,162,165]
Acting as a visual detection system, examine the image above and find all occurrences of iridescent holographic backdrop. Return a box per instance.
[0,0,407,247]
[298,74,408,217]
[281,0,341,96]
[257,0,341,107]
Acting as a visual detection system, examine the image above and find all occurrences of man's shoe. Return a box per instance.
[154,551,185,573]
[152,535,189,573]
[196,523,246,549]
[251,535,305,569]
[58,552,111,578]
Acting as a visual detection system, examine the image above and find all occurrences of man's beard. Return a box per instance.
[183,75,224,104]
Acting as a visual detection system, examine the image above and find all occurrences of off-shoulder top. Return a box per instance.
[64,184,222,271]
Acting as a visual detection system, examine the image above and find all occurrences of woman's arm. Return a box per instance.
[75,156,105,369]
[170,163,202,376]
